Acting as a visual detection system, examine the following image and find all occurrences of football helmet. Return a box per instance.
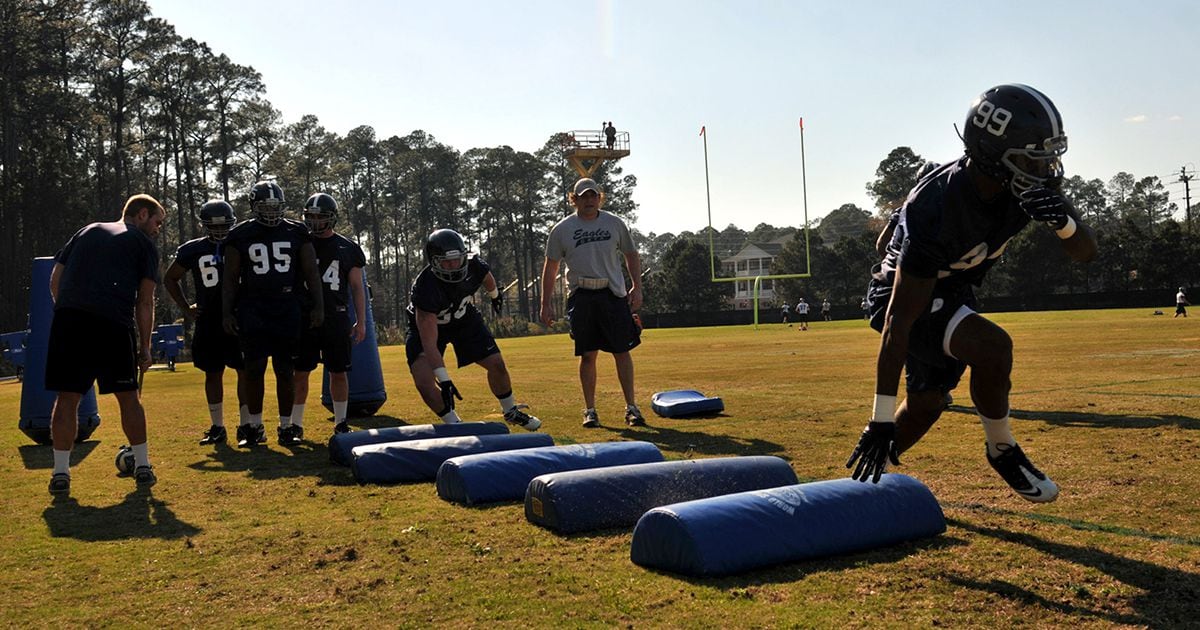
[962,84,1067,195]
[425,229,468,283]
[197,199,236,242]
[303,193,339,233]
[249,181,286,226]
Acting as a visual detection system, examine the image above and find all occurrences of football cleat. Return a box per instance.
[277,424,304,445]
[987,442,1059,503]
[503,405,542,431]
[199,425,227,445]
[48,473,71,496]
[333,421,351,434]
[236,424,267,448]
[624,406,647,427]
[582,408,600,428]
[134,465,157,488]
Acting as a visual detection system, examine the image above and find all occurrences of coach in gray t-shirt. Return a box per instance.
[540,178,646,429]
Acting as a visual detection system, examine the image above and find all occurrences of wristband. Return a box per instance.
[1055,215,1077,240]
[872,394,897,423]
[434,367,450,382]
[487,287,499,299]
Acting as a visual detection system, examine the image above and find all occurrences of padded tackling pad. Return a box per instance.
[650,390,724,418]
[630,474,945,576]
[328,422,509,466]
[351,433,553,484]
[437,441,664,505]
[525,456,797,534]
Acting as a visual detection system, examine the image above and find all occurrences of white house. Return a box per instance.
[721,237,790,310]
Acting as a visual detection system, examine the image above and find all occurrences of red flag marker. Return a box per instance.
[699,125,705,136]
[799,117,804,130]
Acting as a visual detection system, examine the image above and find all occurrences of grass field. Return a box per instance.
[2,308,1198,628]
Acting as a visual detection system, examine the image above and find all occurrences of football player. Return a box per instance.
[163,200,247,445]
[406,229,542,431]
[848,84,1098,503]
[221,181,323,447]
[290,193,367,439]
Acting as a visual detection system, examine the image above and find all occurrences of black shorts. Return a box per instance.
[405,309,499,368]
[566,288,642,356]
[44,307,138,394]
[237,299,302,363]
[295,310,352,373]
[192,316,244,372]
[867,280,973,394]
[1177,304,1187,315]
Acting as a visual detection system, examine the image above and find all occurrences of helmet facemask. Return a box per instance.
[202,219,233,242]
[303,210,336,234]
[254,199,285,227]
[430,249,468,283]
[1003,134,1068,195]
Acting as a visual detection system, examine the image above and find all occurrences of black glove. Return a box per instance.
[438,378,463,411]
[845,421,901,483]
[1018,187,1070,230]
[491,296,503,316]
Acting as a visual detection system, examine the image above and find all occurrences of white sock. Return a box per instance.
[291,404,305,428]
[239,405,249,425]
[498,393,516,414]
[980,413,1016,458]
[131,442,150,468]
[249,412,263,427]
[440,409,463,424]
[279,415,291,428]
[53,449,71,476]
[333,400,348,423]
[208,402,224,428]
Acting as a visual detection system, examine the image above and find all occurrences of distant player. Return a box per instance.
[163,200,246,445]
[848,84,1097,503]
[291,193,368,439]
[1175,287,1189,318]
[222,181,323,447]
[821,298,832,321]
[794,298,809,331]
[781,302,791,325]
[406,229,542,431]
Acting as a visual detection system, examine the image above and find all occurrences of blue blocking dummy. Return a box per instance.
[436,441,664,505]
[19,257,101,444]
[630,474,946,576]
[320,276,386,417]
[525,456,797,534]
[351,432,554,484]
[328,422,509,466]
[650,390,724,418]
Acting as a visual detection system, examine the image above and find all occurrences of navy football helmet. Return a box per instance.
[303,193,338,233]
[197,199,236,242]
[249,181,286,227]
[962,84,1067,195]
[425,229,468,283]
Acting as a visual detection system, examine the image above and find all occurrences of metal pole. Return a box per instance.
[703,126,715,281]
[799,118,811,274]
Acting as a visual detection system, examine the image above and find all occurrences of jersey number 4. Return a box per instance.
[322,260,340,291]
[247,242,292,275]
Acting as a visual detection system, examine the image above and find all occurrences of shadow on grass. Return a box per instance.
[946,503,1200,547]
[947,518,1200,628]
[944,405,1200,431]
[43,488,201,541]
[596,423,788,460]
[18,441,100,470]
[186,440,358,486]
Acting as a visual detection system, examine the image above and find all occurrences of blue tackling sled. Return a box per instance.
[650,390,724,418]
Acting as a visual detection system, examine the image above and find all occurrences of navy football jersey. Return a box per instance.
[310,233,367,314]
[873,157,1031,291]
[224,218,311,300]
[172,236,227,317]
[406,256,490,329]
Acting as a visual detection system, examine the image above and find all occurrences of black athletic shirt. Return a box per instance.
[223,218,311,301]
[172,236,227,319]
[54,221,160,326]
[406,256,490,330]
[307,233,367,314]
[874,157,1031,292]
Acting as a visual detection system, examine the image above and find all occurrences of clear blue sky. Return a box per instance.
[149,0,1200,236]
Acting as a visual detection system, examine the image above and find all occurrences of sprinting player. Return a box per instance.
[539,178,646,428]
[1175,287,1189,318]
[847,84,1097,503]
[45,194,165,495]
[794,298,810,331]
[406,229,541,431]
[222,181,323,447]
[290,193,367,439]
[164,200,247,445]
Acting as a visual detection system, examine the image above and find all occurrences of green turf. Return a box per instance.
[1,308,1197,627]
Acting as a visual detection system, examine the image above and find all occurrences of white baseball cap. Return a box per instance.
[573,178,601,196]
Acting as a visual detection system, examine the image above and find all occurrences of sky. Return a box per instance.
[148,0,1200,236]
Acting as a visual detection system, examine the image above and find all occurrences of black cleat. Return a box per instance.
[987,442,1059,503]
[277,424,304,445]
[48,473,71,496]
[134,465,157,488]
[199,425,227,445]
[503,405,542,431]
[333,421,351,434]
[237,424,267,448]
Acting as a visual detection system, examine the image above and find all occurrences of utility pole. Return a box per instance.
[1178,166,1194,232]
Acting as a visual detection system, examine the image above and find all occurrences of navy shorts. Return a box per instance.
[237,299,301,363]
[405,309,499,368]
[295,310,353,373]
[44,307,139,394]
[566,288,641,356]
[192,315,244,373]
[867,280,974,394]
